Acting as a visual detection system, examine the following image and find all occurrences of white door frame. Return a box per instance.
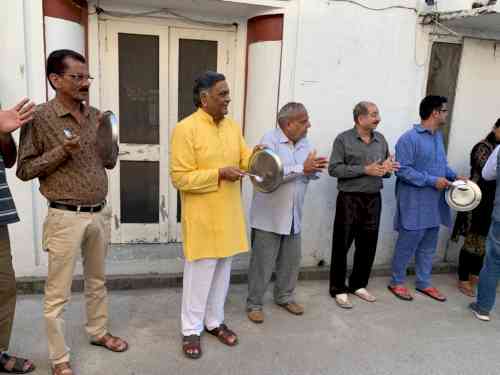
[168,27,236,241]
[100,20,237,244]
[100,20,169,243]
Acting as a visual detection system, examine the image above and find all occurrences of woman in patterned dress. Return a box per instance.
[452,119,500,297]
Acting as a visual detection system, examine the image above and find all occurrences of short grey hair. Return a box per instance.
[277,102,307,127]
[353,101,375,123]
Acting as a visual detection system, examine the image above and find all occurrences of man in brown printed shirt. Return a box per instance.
[17,49,127,375]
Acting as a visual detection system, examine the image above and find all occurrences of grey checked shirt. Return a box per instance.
[329,127,390,193]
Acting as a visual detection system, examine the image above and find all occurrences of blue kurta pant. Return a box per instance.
[390,227,440,289]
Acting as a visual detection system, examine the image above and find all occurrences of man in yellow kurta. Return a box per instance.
[170,71,253,359]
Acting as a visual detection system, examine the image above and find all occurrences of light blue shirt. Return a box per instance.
[250,128,319,235]
[482,145,499,181]
[483,144,500,222]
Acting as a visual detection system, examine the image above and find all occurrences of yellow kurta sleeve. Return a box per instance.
[239,129,253,171]
[170,123,220,194]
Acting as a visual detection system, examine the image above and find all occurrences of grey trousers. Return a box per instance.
[247,228,302,311]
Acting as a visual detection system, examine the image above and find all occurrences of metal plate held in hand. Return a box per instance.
[97,110,119,161]
[248,148,284,193]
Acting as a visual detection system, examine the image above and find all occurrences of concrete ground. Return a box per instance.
[8,274,500,375]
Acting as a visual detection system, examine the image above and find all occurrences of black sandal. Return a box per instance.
[205,324,238,346]
[182,335,202,359]
[0,353,36,374]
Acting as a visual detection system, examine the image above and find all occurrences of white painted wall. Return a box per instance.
[0,0,47,277]
[283,1,500,269]
[445,37,500,262]
[1,2,87,277]
[5,0,500,277]
[288,0,429,266]
[44,17,85,99]
[242,41,282,219]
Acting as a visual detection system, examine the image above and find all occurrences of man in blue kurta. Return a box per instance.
[388,95,464,302]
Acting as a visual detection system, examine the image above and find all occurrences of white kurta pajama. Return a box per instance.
[170,109,252,336]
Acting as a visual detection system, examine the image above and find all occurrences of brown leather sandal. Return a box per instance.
[205,324,238,346]
[91,333,129,352]
[182,335,202,359]
[51,362,73,375]
[458,280,475,297]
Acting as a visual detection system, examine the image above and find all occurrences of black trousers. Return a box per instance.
[329,191,381,296]
[458,248,485,281]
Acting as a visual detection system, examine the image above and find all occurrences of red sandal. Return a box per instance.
[387,285,414,301]
[416,287,447,302]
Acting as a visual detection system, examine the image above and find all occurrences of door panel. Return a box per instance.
[102,21,169,243]
[168,28,235,241]
[118,33,160,144]
[426,42,463,150]
[101,21,235,244]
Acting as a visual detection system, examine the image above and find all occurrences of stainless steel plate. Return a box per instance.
[248,148,284,193]
[97,110,119,160]
[445,180,482,212]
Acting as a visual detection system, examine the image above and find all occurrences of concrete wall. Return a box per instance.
[0,0,47,277]
[283,1,500,269]
[446,37,500,262]
[283,0,427,267]
[0,0,89,277]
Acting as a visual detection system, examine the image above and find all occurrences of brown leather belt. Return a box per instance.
[49,201,105,213]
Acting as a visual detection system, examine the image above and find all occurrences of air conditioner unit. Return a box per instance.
[422,0,476,12]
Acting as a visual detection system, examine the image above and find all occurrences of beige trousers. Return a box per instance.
[43,207,108,365]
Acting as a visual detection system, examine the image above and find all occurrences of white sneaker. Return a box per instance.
[354,288,377,302]
[335,293,353,309]
[469,303,490,322]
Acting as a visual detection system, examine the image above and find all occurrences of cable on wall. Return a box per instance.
[326,0,418,13]
[91,6,236,28]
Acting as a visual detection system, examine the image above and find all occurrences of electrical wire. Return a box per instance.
[326,0,418,13]
[92,6,236,28]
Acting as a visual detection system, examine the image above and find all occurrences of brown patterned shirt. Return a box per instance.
[17,98,117,205]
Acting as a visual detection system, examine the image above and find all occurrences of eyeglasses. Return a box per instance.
[62,73,94,84]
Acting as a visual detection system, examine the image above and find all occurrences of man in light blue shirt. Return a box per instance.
[470,144,500,321]
[246,102,327,323]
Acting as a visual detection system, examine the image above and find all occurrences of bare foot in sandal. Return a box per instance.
[0,353,36,374]
[91,333,129,352]
[458,280,475,297]
[52,361,73,375]
[182,335,202,359]
[205,324,238,346]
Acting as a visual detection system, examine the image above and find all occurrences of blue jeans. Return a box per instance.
[390,227,440,289]
[477,220,500,313]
